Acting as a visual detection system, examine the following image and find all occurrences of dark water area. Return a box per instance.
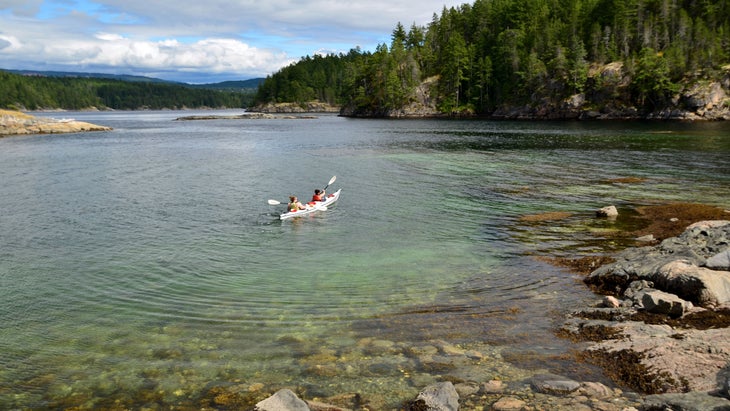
[1,111,728,409]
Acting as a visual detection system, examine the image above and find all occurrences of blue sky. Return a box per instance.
[0,0,466,83]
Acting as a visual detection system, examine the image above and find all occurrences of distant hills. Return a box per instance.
[4,69,264,91]
[0,69,264,110]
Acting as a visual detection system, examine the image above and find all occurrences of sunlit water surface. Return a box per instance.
[1,111,729,409]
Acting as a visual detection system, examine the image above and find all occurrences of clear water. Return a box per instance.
[1,111,729,409]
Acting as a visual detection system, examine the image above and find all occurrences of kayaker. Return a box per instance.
[288,196,307,212]
[311,188,326,202]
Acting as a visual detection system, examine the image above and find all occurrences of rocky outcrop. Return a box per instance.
[585,220,730,304]
[0,109,111,136]
[339,76,443,118]
[341,62,730,120]
[563,220,730,397]
[251,101,339,113]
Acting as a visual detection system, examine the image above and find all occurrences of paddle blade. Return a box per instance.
[267,199,281,205]
[323,175,337,190]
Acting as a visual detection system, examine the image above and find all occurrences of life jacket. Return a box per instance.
[312,193,324,202]
[288,202,299,212]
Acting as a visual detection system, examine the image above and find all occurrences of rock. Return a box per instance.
[602,295,621,308]
[655,260,730,308]
[643,392,730,411]
[306,399,352,411]
[0,109,111,136]
[255,389,310,411]
[481,380,506,393]
[491,396,527,410]
[706,249,730,270]
[682,82,727,110]
[413,382,459,411]
[586,222,730,295]
[529,373,581,395]
[723,371,730,399]
[640,289,693,317]
[252,101,339,113]
[584,324,730,393]
[454,381,480,397]
[636,234,655,242]
[578,382,615,399]
[596,205,619,218]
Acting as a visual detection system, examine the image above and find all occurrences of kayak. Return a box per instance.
[280,189,341,220]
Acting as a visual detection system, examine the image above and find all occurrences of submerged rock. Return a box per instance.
[407,382,459,411]
[255,389,310,411]
[597,205,619,219]
[529,373,581,395]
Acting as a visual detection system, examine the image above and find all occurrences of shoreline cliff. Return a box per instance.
[321,63,730,121]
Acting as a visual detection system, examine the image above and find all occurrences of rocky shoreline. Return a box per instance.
[328,63,730,120]
[0,109,111,136]
[174,112,319,121]
[560,219,730,410]
[199,206,730,411]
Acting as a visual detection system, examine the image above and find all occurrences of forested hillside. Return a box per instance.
[0,71,254,110]
[253,0,730,118]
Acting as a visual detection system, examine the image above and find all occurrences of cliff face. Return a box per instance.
[339,76,445,118]
[0,110,112,136]
[490,63,730,121]
[339,63,730,120]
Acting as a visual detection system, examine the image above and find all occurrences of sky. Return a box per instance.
[0,0,466,84]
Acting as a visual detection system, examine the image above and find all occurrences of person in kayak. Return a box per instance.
[288,195,307,212]
[311,188,326,202]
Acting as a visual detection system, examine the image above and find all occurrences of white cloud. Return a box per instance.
[0,0,467,82]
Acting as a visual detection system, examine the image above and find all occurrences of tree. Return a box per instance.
[631,47,678,110]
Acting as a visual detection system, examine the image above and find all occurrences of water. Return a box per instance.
[1,111,729,409]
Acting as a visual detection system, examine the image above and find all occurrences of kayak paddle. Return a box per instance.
[323,175,336,191]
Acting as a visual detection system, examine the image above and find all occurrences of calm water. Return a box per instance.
[1,111,729,409]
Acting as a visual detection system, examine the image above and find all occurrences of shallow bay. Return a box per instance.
[1,111,729,408]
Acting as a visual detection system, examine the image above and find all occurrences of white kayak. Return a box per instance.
[280,189,341,220]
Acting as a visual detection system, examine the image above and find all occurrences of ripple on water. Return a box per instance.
[1,114,729,409]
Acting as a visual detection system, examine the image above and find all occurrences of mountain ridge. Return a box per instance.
[3,69,264,91]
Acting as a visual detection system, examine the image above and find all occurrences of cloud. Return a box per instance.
[0,0,44,17]
[0,0,466,82]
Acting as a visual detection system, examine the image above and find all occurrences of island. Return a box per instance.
[0,109,112,136]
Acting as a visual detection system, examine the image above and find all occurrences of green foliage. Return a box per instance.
[0,71,251,110]
[254,0,730,115]
[631,48,679,109]
[253,51,363,106]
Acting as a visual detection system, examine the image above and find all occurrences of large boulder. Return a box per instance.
[653,260,730,308]
[586,221,730,295]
